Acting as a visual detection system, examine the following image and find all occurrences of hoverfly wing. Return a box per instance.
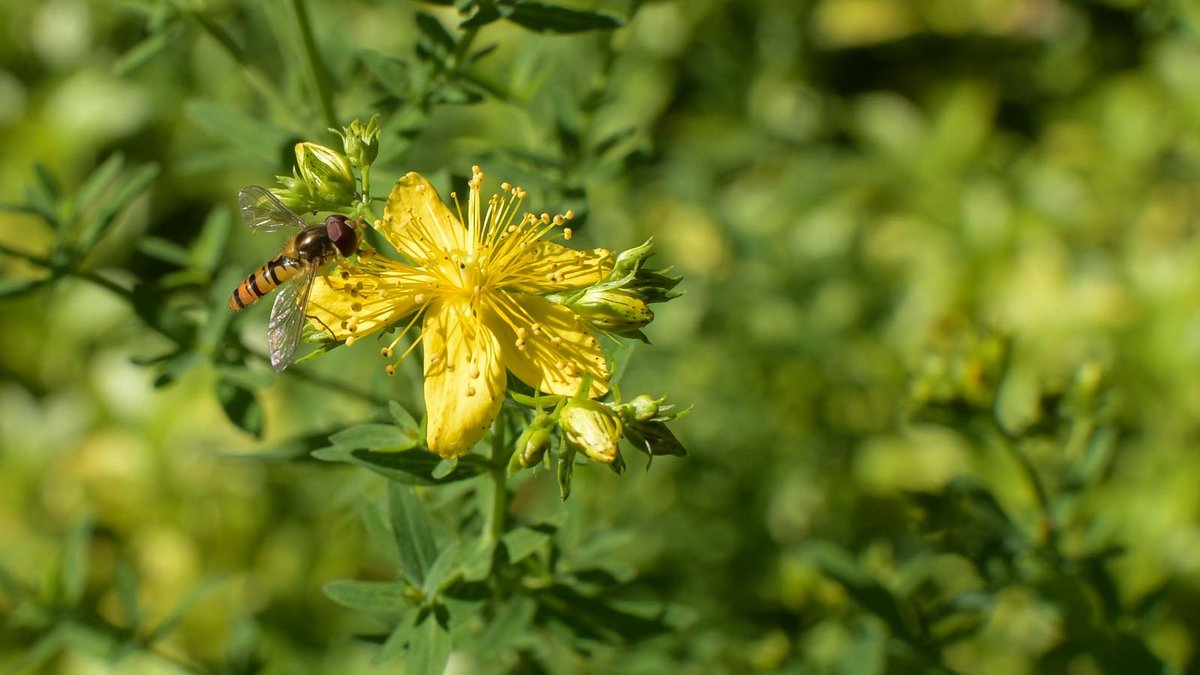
[239,185,309,232]
[267,262,318,371]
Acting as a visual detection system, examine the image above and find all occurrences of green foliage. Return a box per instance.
[5,0,1200,673]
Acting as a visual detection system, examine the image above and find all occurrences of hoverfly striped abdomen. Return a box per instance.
[228,255,306,312]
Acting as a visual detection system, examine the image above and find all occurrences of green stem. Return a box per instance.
[485,411,514,542]
[486,463,508,543]
[0,243,134,301]
[288,0,338,130]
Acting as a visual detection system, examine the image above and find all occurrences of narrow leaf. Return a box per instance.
[389,400,419,432]
[60,517,93,607]
[217,378,264,438]
[406,615,452,675]
[190,207,232,274]
[144,577,223,645]
[136,235,192,267]
[477,596,536,657]
[507,2,623,33]
[323,580,413,616]
[312,447,487,485]
[331,423,419,452]
[502,526,551,564]
[389,484,438,586]
[76,163,159,254]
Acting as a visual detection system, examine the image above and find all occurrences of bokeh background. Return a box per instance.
[5,0,1200,672]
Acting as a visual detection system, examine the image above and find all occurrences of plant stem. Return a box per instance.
[486,463,508,543]
[288,0,338,131]
[485,411,513,542]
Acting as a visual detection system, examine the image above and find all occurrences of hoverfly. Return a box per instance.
[228,186,360,371]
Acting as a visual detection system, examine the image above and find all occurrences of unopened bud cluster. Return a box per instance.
[549,238,681,341]
[508,388,689,499]
[272,117,382,214]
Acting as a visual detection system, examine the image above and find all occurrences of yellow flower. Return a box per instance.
[306,167,614,457]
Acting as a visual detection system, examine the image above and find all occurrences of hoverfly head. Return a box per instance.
[325,214,359,257]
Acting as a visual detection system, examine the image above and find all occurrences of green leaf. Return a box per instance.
[113,23,180,75]
[374,615,415,665]
[312,447,487,485]
[323,580,414,617]
[506,2,623,33]
[144,577,223,646]
[361,50,411,98]
[355,497,402,567]
[389,400,420,432]
[557,446,576,500]
[136,235,191,267]
[217,377,264,438]
[0,278,46,299]
[72,154,126,219]
[406,614,452,675]
[184,100,294,168]
[75,163,160,254]
[502,526,551,564]
[802,541,919,640]
[476,595,536,657]
[60,517,93,607]
[330,423,420,452]
[5,627,65,674]
[190,207,232,275]
[25,162,62,228]
[389,484,438,586]
[422,541,463,598]
[416,12,457,55]
[535,583,672,644]
[115,559,141,629]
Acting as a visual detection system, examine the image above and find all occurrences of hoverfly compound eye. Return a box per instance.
[326,215,358,257]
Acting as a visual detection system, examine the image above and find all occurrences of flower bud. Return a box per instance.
[570,287,653,337]
[509,413,555,472]
[618,394,661,423]
[559,399,623,465]
[294,142,356,209]
[335,115,381,169]
[623,420,687,457]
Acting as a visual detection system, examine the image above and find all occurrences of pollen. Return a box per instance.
[564,228,573,240]
[386,364,396,376]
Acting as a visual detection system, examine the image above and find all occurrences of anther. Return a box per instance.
[466,386,477,397]
[341,271,351,280]
[414,293,426,304]
[563,228,573,240]
[553,215,564,226]
[351,302,363,312]
[565,210,575,219]
[501,182,512,191]
[470,365,480,379]
[381,347,393,358]
[346,335,357,347]
[386,365,396,376]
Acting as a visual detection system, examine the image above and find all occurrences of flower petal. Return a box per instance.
[507,241,613,294]
[379,172,467,262]
[489,293,609,398]
[306,259,424,341]
[423,297,506,458]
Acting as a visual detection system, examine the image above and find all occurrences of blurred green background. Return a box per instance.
[5,0,1200,672]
